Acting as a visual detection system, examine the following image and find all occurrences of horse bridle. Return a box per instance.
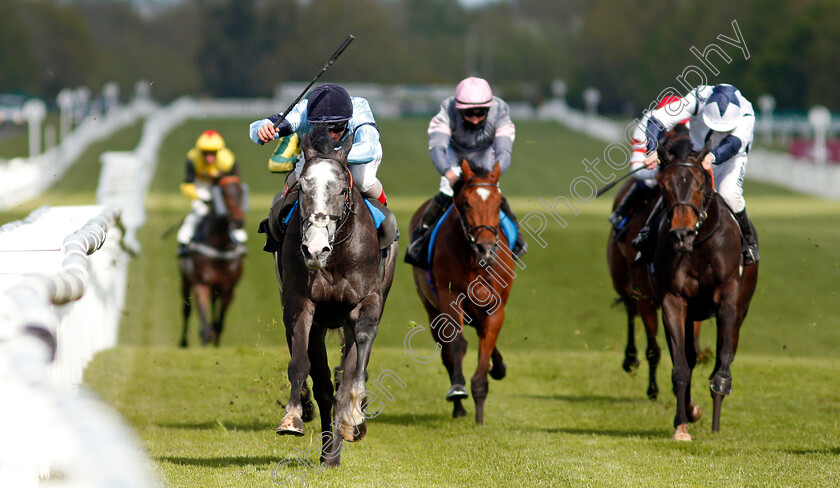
[298,155,355,251]
[454,180,501,256]
[663,162,714,233]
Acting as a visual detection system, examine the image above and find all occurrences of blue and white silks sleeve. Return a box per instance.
[346,98,380,164]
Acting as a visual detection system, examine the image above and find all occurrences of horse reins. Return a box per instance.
[298,156,356,251]
[664,162,720,243]
[454,181,502,256]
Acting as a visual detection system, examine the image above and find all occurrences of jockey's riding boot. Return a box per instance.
[261,187,299,253]
[499,196,528,259]
[404,193,451,268]
[411,193,452,242]
[177,243,189,258]
[632,196,664,265]
[735,209,760,265]
[608,181,649,230]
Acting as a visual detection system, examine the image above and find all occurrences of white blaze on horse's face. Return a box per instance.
[300,160,343,269]
[476,188,491,201]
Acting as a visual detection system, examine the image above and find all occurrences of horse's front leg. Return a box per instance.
[661,293,692,441]
[622,297,640,373]
[180,274,192,348]
[638,298,661,399]
[212,288,234,347]
[710,287,740,432]
[277,298,315,436]
[193,284,213,346]
[472,308,504,425]
[305,327,342,467]
[337,295,383,442]
[435,290,469,418]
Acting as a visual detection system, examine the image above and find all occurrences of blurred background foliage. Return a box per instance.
[1,0,838,113]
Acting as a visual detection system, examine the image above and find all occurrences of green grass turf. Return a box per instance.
[4,117,839,486]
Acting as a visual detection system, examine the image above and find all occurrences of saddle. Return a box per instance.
[410,206,518,270]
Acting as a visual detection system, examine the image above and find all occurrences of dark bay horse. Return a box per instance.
[274,133,398,468]
[607,180,664,398]
[606,127,702,401]
[652,137,758,441]
[409,160,515,425]
[178,175,245,347]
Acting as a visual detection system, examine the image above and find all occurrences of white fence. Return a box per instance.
[0,205,157,486]
[0,97,156,211]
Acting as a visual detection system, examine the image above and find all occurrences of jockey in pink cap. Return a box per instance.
[405,76,525,268]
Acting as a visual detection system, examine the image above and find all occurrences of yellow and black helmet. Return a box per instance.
[195,130,225,153]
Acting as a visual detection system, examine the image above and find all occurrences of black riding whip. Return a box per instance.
[595,165,648,197]
[160,217,185,240]
[272,35,355,131]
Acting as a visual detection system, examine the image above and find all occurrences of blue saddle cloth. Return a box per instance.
[427,206,518,264]
[283,200,385,229]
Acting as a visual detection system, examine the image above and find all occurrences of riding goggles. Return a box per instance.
[460,107,489,118]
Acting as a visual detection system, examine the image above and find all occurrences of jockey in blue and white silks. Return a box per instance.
[608,95,689,232]
[249,83,386,205]
[633,84,759,265]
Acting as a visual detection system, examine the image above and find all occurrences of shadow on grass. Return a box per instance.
[786,447,840,455]
[154,419,276,432]
[369,412,446,425]
[539,426,665,439]
[524,393,650,404]
[157,455,282,467]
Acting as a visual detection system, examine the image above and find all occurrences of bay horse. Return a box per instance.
[652,136,758,441]
[274,132,398,468]
[606,126,702,401]
[178,175,245,347]
[409,160,514,425]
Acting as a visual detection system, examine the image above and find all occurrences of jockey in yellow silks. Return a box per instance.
[177,130,246,256]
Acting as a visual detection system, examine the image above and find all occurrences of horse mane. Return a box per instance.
[665,134,694,164]
[309,124,338,155]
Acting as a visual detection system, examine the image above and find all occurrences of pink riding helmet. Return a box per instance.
[454,77,493,109]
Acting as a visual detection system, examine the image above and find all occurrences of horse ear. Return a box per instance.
[657,143,670,165]
[696,139,713,163]
[489,161,501,183]
[460,159,474,181]
[300,134,318,161]
[335,132,353,162]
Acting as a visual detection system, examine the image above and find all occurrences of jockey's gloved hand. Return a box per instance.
[192,199,209,217]
[232,229,248,243]
[195,187,212,201]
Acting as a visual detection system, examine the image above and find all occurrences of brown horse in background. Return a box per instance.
[409,160,516,425]
[651,136,758,441]
[607,179,665,399]
[178,175,245,347]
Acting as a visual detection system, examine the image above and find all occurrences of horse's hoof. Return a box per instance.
[673,424,691,441]
[489,360,507,380]
[622,356,640,373]
[710,376,732,395]
[453,405,467,418]
[339,420,366,442]
[647,385,659,400]
[688,403,702,423]
[301,400,316,423]
[275,415,305,436]
[446,384,469,401]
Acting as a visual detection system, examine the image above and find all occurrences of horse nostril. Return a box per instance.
[320,246,331,255]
